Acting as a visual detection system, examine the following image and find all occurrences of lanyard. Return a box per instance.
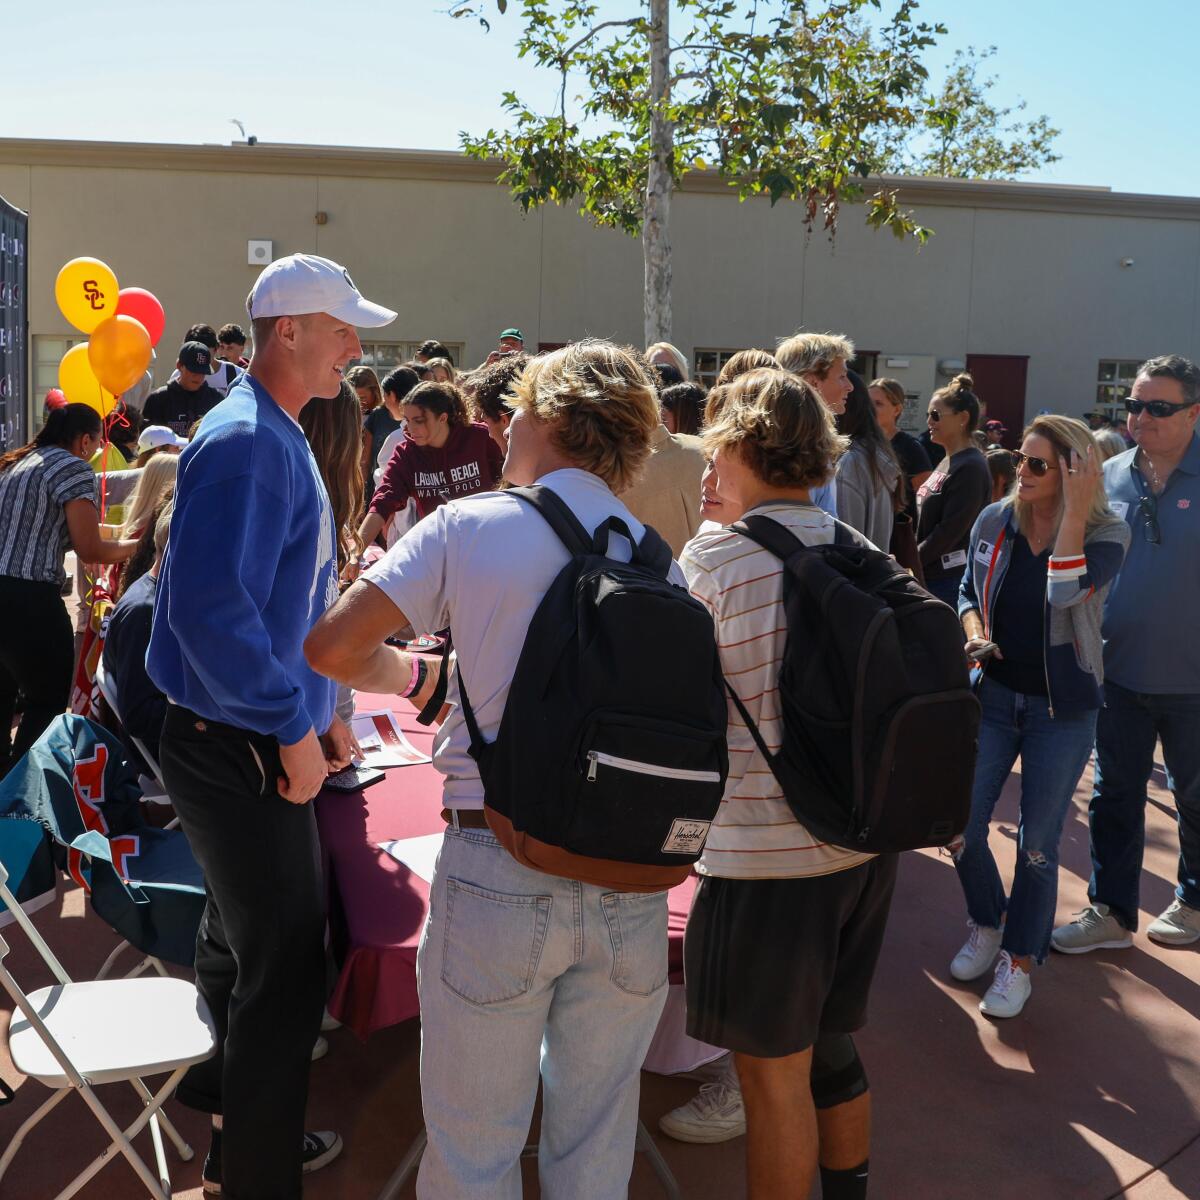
[980,525,1008,641]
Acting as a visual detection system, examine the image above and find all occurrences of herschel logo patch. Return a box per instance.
[662,818,711,855]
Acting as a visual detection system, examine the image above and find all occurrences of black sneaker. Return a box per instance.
[201,1129,343,1194]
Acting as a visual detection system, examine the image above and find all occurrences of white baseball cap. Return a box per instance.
[137,425,189,453]
[247,254,397,328]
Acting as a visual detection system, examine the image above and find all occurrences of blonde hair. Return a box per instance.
[424,356,458,384]
[775,332,855,378]
[702,369,848,490]
[344,365,382,409]
[121,453,179,539]
[508,340,660,493]
[1009,414,1118,536]
[869,377,906,409]
[716,349,780,386]
[645,341,689,380]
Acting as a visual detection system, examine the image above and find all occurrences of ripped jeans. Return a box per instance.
[953,677,1098,963]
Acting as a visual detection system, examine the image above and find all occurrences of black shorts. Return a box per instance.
[684,855,898,1058]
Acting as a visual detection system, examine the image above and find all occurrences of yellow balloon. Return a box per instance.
[59,343,117,416]
[55,257,119,334]
[88,315,152,396]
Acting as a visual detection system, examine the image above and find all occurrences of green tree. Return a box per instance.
[450,0,945,346]
[874,46,1061,179]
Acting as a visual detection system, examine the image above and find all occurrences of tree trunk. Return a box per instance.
[643,0,673,348]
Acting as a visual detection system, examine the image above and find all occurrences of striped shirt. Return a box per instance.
[0,447,97,586]
[680,502,874,880]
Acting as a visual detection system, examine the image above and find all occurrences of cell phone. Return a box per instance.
[324,764,386,792]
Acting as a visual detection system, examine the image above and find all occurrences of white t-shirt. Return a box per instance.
[680,501,874,880]
[364,468,684,807]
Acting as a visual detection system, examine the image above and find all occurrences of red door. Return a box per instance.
[965,354,1028,449]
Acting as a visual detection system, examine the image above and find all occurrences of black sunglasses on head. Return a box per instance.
[1126,398,1196,418]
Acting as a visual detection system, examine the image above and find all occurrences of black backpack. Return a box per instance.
[454,486,729,891]
[725,514,979,854]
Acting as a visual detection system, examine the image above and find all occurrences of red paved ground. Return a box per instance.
[2,753,1198,1198]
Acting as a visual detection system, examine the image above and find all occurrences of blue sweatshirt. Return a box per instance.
[147,375,338,745]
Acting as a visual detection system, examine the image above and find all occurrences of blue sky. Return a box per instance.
[5,1,1195,196]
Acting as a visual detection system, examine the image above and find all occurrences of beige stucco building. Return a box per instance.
[2,136,1199,442]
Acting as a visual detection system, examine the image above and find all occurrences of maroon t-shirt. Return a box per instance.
[369,422,504,521]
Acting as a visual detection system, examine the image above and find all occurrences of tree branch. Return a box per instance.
[558,18,642,64]
[669,43,756,68]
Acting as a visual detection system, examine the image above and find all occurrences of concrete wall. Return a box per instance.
[2,140,1200,437]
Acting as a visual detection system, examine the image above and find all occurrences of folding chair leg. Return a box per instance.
[0,1086,71,1184]
[55,1066,188,1200]
[376,1127,428,1200]
[635,1119,682,1200]
[127,1074,194,1160]
[95,939,132,981]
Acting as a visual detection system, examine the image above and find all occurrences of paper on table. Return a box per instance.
[379,833,444,884]
[351,709,431,768]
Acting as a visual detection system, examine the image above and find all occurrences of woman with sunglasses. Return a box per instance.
[915,374,993,606]
[948,415,1129,1017]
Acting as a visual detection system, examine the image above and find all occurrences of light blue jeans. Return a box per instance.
[954,677,1097,963]
[415,825,669,1199]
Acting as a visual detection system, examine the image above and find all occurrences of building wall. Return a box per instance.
[2,141,1199,437]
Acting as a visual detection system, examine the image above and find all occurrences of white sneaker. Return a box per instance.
[1147,899,1200,946]
[979,952,1032,1018]
[311,1035,328,1062]
[659,1079,746,1144]
[949,920,1004,981]
[1050,904,1133,954]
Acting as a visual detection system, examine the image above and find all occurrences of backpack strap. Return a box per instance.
[730,514,807,561]
[724,680,781,774]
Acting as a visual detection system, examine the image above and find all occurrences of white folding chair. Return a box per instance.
[0,860,216,1200]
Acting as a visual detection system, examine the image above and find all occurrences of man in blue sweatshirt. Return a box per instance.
[147,253,397,1199]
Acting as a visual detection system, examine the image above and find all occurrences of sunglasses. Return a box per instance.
[1126,398,1196,418]
[1011,451,1056,477]
[1138,490,1162,545]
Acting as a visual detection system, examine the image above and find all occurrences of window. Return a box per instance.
[33,335,85,402]
[353,340,465,376]
[1096,360,1141,415]
[694,349,739,390]
[849,351,879,382]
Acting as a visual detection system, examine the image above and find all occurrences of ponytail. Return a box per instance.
[0,403,102,474]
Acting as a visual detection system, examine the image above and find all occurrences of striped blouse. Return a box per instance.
[0,447,97,586]
[680,502,874,880]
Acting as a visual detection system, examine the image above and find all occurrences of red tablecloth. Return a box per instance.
[316,694,696,1040]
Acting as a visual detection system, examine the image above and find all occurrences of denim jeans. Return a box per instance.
[925,574,963,609]
[1089,682,1200,930]
[954,677,1097,963]
[415,825,669,1200]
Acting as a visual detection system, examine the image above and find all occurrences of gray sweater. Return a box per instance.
[835,443,899,551]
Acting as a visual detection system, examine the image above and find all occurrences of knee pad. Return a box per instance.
[810,1033,868,1110]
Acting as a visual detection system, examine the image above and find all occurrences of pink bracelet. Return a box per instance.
[400,656,422,699]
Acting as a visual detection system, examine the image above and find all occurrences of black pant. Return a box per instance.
[0,576,74,775]
[160,705,326,1200]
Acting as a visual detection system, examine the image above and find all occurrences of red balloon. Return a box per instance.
[115,287,166,348]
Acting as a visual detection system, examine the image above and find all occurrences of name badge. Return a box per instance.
[1110,501,1130,520]
[974,540,994,564]
[941,549,968,569]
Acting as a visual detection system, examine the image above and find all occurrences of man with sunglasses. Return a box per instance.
[1053,354,1200,954]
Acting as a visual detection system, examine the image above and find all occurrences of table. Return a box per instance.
[315,694,700,1044]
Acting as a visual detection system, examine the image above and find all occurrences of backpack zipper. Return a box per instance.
[586,750,721,784]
